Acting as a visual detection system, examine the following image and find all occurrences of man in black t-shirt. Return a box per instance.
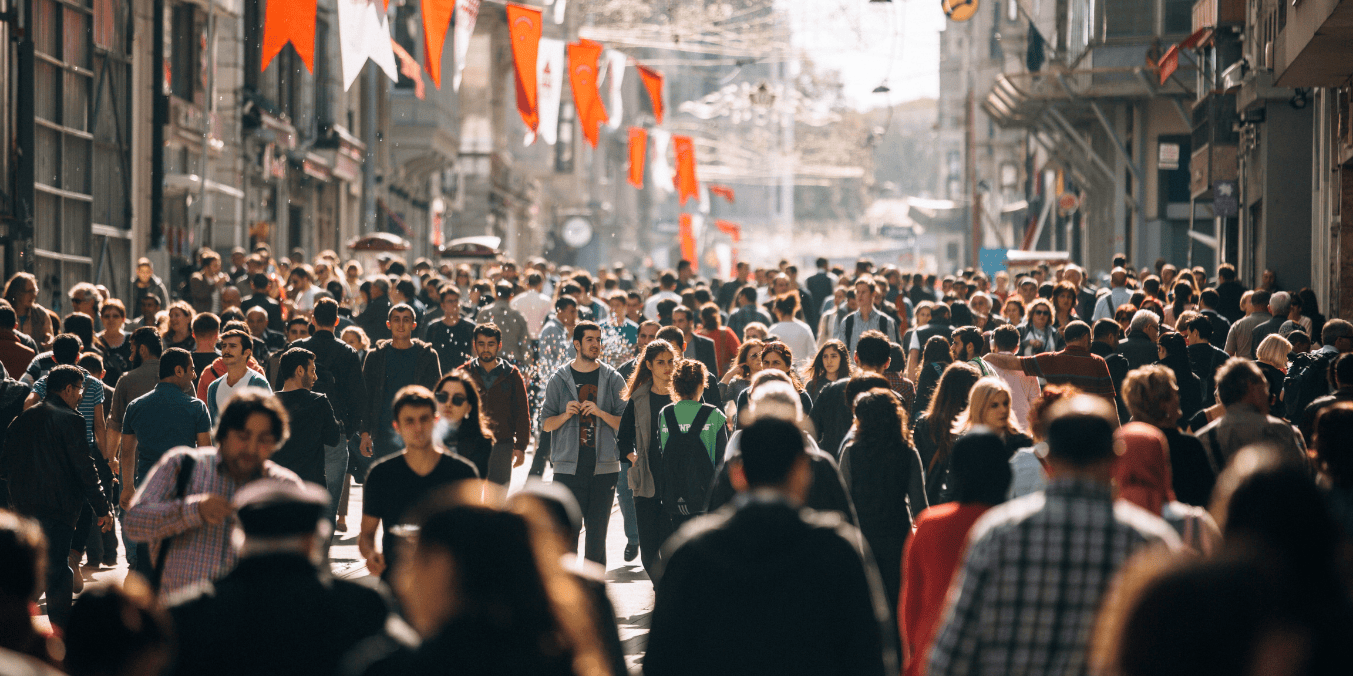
[358,386,477,580]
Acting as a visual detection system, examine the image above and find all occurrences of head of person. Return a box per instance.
[1254,334,1292,372]
[729,417,811,502]
[850,388,909,449]
[554,296,578,327]
[1121,365,1181,430]
[63,580,173,676]
[854,330,891,372]
[572,321,602,363]
[1312,402,1353,488]
[214,390,288,480]
[969,292,992,318]
[1052,281,1078,314]
[51,332,82,366]
[942,430,1013,505]
[284,317,310,344]
[992,324,1021,354]
[758,341,797,384]
[2,272,37,309]
[45,364,84,410]
[1042,395,1121,479]
[807,339,851,383]
[955,377,1021,437]
[1110,267,1128,288]
[230,479,332,563]
[341,326,370,353]
[626,339,677,398]
[951,326,985,361]
[434,371,493,445]
[922,362,983,465]
[1322,319,1353,353]
[1128,309,1161,342]
[1215,358,1269,411]
[1183,315,1213,345]
[309,297,339,330]
[383,304,415,340]
[219,328,254,368]
[742,322,769,342]
[772,293,799,322]
[671,305,697,335]
[1002,298,1025,325]
[390,385,440,449]
[922,335,953,366]
[1027,298,1053,329]
[469,323,502,365]
[158,347,195,386]
[1057,320,1091,350]
[1113,422,1175,514]
[733,339,764,379]
[671,360,708,402]
[279,347,315,390]
[854,275,876,307]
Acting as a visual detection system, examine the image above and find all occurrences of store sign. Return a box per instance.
[1159,142,1181,170]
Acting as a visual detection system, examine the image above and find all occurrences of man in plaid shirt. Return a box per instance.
[928,396,1179,676]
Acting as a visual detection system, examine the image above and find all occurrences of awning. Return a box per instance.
[1159,27,1210,84]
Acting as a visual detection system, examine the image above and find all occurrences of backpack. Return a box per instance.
[659,405,717,517]
[1282,351,1337,423]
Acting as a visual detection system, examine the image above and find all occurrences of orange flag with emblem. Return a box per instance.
[506,3,542,132]
[673,135,698,206]
[679,214,697,265]
[568,39,608,147]
[261,0,317,72]
[628,128,647,189]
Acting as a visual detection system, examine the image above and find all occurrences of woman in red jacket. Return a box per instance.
[899,430,1012,676]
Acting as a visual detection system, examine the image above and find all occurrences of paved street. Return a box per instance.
[44,448,656,672]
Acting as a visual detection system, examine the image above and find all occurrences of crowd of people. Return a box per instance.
[0,243,1349,676]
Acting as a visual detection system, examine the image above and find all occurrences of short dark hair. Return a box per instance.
[1184,315,1214,341]
[671,305,695,323]
[0,511,45,601]
[738,418,806,487]
[473,323,501,342]
[77,352,104,375]
[220,329,253,354]
[672,360,708,399]
[554,296,577,312]
[1333,353,1353,389]
[312,298,339,327]
[0,305,15,330]
[394,279,417,300]
[1217,263,1236,281]
[159,348,193,379]
[495,281,514,299]
[656,299,678,318]
[855,330,891,368]
[993,324,1020,351]
[952,326,984,357]
[572,320,601,344]
[191,312,220,337]
[392,384,437,420]
[1062,320,1092,344]
[214,390,289,447]
[844,374,890,417]
[948,430,1013,503]
[250,273,269,290]
[1216,358,1265,407]
[285,317,310,335]
[132,326,163,358]
[387,303,415,321]
[1094,318,1123,341]
[738,286,758,303]
[279,347,314,384]
[1249,289,1272,310]
[657,326,685,351]
[52,333,83,365]
[929,303,950,322]
[46,364,85,395]
[1199,288,1220,309]
[1045,401,1118,465]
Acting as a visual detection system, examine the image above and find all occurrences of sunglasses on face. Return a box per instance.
[1032,310,1051,316]
[435,391,467,406]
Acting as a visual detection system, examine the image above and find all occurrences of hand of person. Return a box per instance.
[579,401,598,417]
[565,401,582,416]
[108,457,119,474]
[360,433,373,457]
[1030,339,1043,351]
[627,452,637,464]
[196,494,232,525]
[97,515,114,532]
[119,487,135,512]
[512,449,525,467]
[365,551,386,577]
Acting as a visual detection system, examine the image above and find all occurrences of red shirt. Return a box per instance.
[899,502,992,676]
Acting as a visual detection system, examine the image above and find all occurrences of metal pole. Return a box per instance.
[968,87,980,270]
[362,65,377,232]
[197,0,216,250]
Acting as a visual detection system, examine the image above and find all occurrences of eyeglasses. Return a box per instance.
[1032,310,1051,316]
[435,391,467,406]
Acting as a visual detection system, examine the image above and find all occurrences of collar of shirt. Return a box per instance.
[1060,345,1093,357]
[1044,476,1113,500]
[1317,344,1339,356]
[476,358,503,377]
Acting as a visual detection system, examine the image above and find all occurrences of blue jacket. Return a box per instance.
[540,362,627,476]
[205,371,272,424]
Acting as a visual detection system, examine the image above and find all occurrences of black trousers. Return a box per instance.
[529,431,551,476]
[552,471,618,565]
[37,516,75,629]
[634,496,679,583]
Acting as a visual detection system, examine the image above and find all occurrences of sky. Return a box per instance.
[782,0,946,110]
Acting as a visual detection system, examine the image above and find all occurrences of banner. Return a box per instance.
[261,0,317,72]
[673,135,699,206]
[715,219,742,242]
[506,3,542,132]
[628,127,647,189]
[551,0,566,23]
[337,0,398,91]
[679,214,697,265]
[526,37,565,145]
[568,39,608,147]
[390,40,425,99]
[649,128,673,194]
[603,50,626,131]
[420,0,454,88]
[709,185,735,203]
[637,64,664,124]
[449,0,480,90]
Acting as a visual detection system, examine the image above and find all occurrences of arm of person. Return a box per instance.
[123,453,228,543]
[617,401,637,464]
[69,425,112,522]
[906,348,921,382]
[510,371,531,453]
[982,352,1021,371]
[93,403,107,458]
[320,397,341,447]
[357,514,385,577]
[118,433,137,511]
[539,380,576,432]
[907,447,928,517]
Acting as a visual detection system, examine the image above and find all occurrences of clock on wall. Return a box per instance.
[561,216,594,249]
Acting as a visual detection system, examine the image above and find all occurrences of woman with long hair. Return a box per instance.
[1255,333,1293,419]
[838,389,927,632]
[1120,365,1216,508]
[697,303,740,378]
[913,335,954,419]
[434,370,496,479]
[802,339,852,401]
[1019,298,1060,355]
[356,485,610,676]
[767,293,815,369]
[952,377,1034,458]
[1297,287,1325,343]
[162,300,196,351]
[912,362,982,500]
[1115,304,1139,336]
[719,339,764,404]
[736,341,813,420]
[3,272,52,349]
[1163,280,1195,328]
[95,298,132,388]
[617,339,677,578]
[1051,281,1079,332]
[1155,331,1203,423]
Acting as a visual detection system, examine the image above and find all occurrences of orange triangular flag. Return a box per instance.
[673,135,698,206]
[261,0,318,72]
[628,127,647,189]
[568,39,608,147]
[679,214,697,265]
[506,3,542,131]
[715,220,741,242]
[636,64,664,124]
[709,185,735,203]
[421,0,454,88]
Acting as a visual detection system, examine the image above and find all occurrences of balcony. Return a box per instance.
[1273,0,1353,87]
[983,62,1194,129]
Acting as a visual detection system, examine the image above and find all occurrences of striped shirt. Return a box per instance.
[1016,346,1117,400]
[33,372,104,446]
[123,448,302,596]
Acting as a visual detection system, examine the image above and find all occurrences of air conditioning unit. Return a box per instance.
[1221,60,1245,91]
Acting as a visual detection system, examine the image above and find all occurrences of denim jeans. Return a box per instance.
[324,437,349,522]
[615,465,639,546]
[552,471,618,565]
[37,516,75,629]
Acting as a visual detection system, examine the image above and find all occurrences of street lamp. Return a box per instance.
[749,81,776,109]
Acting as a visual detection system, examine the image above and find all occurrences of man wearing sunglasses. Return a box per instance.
[462,323,530,485]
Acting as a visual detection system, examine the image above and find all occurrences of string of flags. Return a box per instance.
[259,0,736,259]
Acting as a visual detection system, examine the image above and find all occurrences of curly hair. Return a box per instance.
[1121,365,1180,428]
[671,360,708,400]
[1028,384,1082,442]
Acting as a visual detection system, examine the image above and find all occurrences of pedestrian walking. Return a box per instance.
[837,275,897,357]
[539,321,626,565]
[984,320,1119,402]
[292,298,367,516]
[803,339,853,401]
[459,324,529,483]
[655,360,727,525]
[272,348,340,488]
[912,362,982,497]
[656,326,724,409]
[812,331,912,456]
[432,371,495,475]
[935,377,1032,502]
[475,282,532,365]
[1195,358,1306,469]
[359,386,477,581]
[1113,423,1220,554]
[204,329,271,424]
[359,304,441,466]
[643,417,896,676]
[0,365,112,628]
[619,339,677,576]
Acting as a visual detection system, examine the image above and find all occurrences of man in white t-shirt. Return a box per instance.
[643,270,683,321]
[510,271,553,338]
[205,329,272,424]
[983,325,1042,430]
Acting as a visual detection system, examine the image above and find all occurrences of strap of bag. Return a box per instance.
[150,454,197,592]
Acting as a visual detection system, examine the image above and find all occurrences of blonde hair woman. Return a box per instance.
[1255,333,1293,418]
[953,377,1033,457]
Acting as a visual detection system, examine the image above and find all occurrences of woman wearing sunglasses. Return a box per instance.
[1018,298,1062,356]
[433,370,496,479]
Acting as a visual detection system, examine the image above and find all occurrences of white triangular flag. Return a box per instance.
[603,50,626,131]
[527,38,566,145]
[337,0,397,90]
[649,128,673,194]
[551,0,567,24]
[452,0,481,92]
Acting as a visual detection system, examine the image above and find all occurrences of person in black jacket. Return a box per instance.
[356,278,394,343]
[239,274,283,333]
[645,417,895,676]
[169,480,395,676]
[1091,319,1133,422]
[1119,309,1161,370]
[272,348,341,488]
[1184,314,1231,408]
[0,365,111,629]
[1157,331,1204,424]
[292,298,367,513]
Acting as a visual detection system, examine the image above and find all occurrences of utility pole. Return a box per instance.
[967,86,980,270]
[197,0,217,250]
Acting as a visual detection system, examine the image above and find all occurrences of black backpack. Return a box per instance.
[1283,351,1337,423]
[659,405,716,517]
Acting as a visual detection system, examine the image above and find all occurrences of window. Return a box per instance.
[1163,0,1192,35]
[1105,0,1154,39]
[314,17,332,128]
[168,3,197,101]
[244,0,262,91]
